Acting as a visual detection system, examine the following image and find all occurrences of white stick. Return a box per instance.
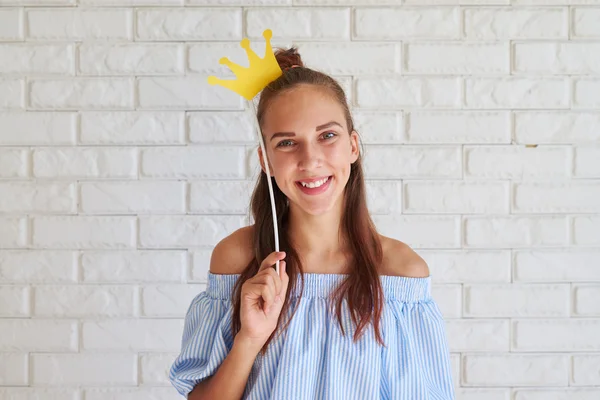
[248,98,280,274]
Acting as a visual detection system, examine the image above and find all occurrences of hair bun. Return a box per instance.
[274,47,304,70]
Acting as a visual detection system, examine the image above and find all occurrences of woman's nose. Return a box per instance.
[298,144,322,170]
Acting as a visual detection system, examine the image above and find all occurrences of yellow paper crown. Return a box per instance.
[207,29,283,100]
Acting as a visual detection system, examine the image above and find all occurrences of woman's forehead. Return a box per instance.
[263,87,347,132]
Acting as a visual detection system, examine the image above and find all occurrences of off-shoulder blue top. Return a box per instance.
[169,272,455,399]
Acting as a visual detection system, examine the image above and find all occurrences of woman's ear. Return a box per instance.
[257,147,273,176]
[350,130,360,163]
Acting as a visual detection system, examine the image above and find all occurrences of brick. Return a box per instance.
[30,78,134,110]
[1,0,74,3]
[139,353,178,385]
[573,8,600,37]
[141,146,245,178]
[514,0,600,3]
[82,0,181,3]
[141,284,205,317]
[0,9,22,40]
[138,77,242,110]
[297,43,398,75]
[456,389,509,400]
[450,354,460,390]
[247,8,349,40]
[82,250,185,283]
[353,111,404,144]
[404,0,510,3]
[188,111,259,144]
[407,111,510,144]
[136,8,240,40]
[84,387,179,400]
[0,182,75,213]
[464,146,569,179]
[139,215,245,248]
[465,284,569,317]
[572,355,600,385]
[574,78,600,108]
[82,319,183,351]
[190,249,211,283]
[0,44,73,74]
[573,216,600,246]
[187,42,250,75]
[34,285,136,317]
[356,77,460,108]
[514,43,600,74]
[431,284,462,318]
[0,112,76,145]
[79,44,184,75]
[0,286,30,317]
[31,353,136,385]
[0,251,77,283]
[32,216,136,249]
[446,319,509,351]
[364,146,461,178]
[0,353,27,385]
[465,78,569,109]
[0,319,77,351]
[354,8,460,39]
[81,111,184,145]
[405,43,508,74]
[27,9,132,40]
[405,181,509,214]
[373,215,460,248]
[464,354,568,386]
[365,180,402,214]
[464,8,566,39]
[190,180,253,214]
[33,147,137,178]
[419,250,511,283]
[0,78,24,109]
[514,250,600,282]
[0,216,28,249]
[514,112,600,143]
[0,148,29,178]
[81,181,185,214]
[514,389,600,400]
[465,216,568,248]
[574,285,600,316]
[0,388,78,400]
[513,319,600,351]
[514,182,600,213]
[296,0,397,4]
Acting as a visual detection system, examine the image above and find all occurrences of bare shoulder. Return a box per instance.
[379,235,430,278]
[209,225,255,275]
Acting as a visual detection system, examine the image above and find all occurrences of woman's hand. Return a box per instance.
[238,251,289,348]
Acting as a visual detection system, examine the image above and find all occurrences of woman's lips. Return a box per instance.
[296,176,333,195]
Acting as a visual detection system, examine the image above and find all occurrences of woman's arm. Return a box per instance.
[187,334,263,400]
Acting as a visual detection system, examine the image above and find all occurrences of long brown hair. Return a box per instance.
[231,47,385,356]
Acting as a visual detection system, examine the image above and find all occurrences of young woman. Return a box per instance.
[169,47,455,400]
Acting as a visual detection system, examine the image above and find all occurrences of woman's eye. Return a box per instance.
[276,132,336,148]
[276,140,294,148]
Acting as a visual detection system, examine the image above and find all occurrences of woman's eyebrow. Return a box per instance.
[269,121,343,142]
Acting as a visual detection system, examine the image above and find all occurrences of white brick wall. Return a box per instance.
[0,2,599,399]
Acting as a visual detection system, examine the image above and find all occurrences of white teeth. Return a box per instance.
[300,176,330,188]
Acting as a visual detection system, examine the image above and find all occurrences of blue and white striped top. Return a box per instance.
[169,272,455,399]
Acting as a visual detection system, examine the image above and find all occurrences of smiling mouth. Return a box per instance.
[296,176,332,188]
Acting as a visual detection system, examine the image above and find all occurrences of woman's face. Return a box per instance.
[258,84,359,216]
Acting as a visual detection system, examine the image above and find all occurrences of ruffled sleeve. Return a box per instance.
[168,274,239,397]
[383,276,455,399]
